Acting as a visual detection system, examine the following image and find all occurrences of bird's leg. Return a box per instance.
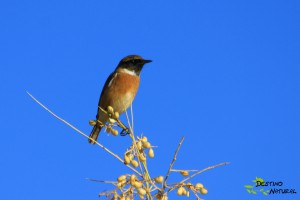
[120,128,130,136]
[115,119,130,136]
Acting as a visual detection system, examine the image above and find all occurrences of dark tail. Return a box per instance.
[88,126,102,144]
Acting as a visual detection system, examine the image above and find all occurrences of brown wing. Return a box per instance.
[96,72,117,119]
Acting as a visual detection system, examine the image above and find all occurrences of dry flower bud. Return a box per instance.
[107,106,114,114]
[128,153,134,160]
[131,160,139,168]
[111,129,118,136]
[141,136,148,143]
[146,188,151,194]
[186,182,192,189]
[130,174,137,182]
[139,195,144,199]
[142,142,151,149]
[137,188,146,196]
[113,111,119,119]
[117,182,124,188]
[108,118,116,123]
[162,195,168,200]
[195,183,204,190]
[177,187,184,196]
[154,193,162,199]
[89,120,96,126]
[200,187,208,195]
[113,192,118,199]
[124,155,130,164]
[119,195,125,200]
[154,176,164,183]
[148,148,154,158]
[180,170,189,176]
[136,141,142,150]
[117,175,126,182]
[133,181,143,188]
[185,191,190,197]
[106,126,112,133]
[138,154,146,162]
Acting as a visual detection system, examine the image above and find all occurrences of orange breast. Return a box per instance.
[100,72,140,114]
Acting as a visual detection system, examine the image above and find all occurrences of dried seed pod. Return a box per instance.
[106,126,112,133]
[141,136,148,143]
[138,154,146,162]
[124,155,130,164]
[161,195,168,200]
[185,191,190,197]
[125,197,131,200]
[130,174,137,182]
[108,118,116,123]
[136,141,142,150]
[200,187,208,195]
[139,195,144,199]
[154,192,162,199]
[120,179,127,185]
[133,181,143,188]
[142,142,151,149]
[186,182,192,189]
[128,153,134,161]
[119,195,125,200]
[182,187,187,195]
[107,106,114,114]
[113,192,118,200]
[117,175,127,182]
[117,182,124,188]
[180,170,189,176]
[148,148,154,158]
[114,111,119,119]
[137,188,146,195]
[154,176,164,183]
[195,183,204,190]
[145,187,150,194]
[89,120,96,126]
[131,160,139,168]
[177,187,184,196]
[111,129,118,136]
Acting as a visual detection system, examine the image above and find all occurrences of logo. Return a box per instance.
[244,177,297,196]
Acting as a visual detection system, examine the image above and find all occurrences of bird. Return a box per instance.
[89,55,152,144]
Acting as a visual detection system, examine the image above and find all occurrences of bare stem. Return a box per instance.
[170,169,200,172]
[26,91,142,176]
[191,188,203,200]
[180,162,230,183]
[85,178,117,184]
[163,136,185,189]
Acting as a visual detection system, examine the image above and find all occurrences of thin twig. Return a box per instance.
[85,178,117,184]
[126,109,154,200]
[191,188,203,200]
[180,162,230,183]
[125,110,144,176]
[170,169,200,172]
[163,136,185,189]
[26,92,142,176]
[130,104,134,131]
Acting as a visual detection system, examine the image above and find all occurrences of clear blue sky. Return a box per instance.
[0,0,299,199]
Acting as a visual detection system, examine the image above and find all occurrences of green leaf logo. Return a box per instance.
[245,177,269,196]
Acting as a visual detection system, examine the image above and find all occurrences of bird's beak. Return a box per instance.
[143,59,152,64]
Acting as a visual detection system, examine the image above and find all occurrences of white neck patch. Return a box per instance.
[121,68,137,76]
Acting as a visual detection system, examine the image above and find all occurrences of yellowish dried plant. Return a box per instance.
[27,92,229,200]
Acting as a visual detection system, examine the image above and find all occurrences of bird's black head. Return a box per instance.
[117,55,152,76]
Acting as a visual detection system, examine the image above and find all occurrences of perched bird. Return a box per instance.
[89,55,152,144]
